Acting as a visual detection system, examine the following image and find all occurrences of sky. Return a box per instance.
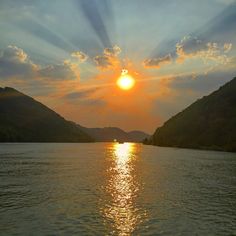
[0,0,236,133]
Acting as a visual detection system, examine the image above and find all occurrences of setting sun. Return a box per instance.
[117,69,135,90]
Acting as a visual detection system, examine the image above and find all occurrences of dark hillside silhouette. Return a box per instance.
[150,77,236,152]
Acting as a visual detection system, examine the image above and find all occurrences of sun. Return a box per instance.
[117,69,135,90]
[117,75,135,90]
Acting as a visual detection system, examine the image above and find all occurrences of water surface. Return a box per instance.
[0,143,235,235]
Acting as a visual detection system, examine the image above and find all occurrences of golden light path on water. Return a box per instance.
[102,143,146,235]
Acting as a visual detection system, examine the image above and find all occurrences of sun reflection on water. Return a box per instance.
[102,143,145,235]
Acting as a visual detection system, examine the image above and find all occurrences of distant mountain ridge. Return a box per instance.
[79,126,150,142]
[149,77,236,152]
[0,87,149,143]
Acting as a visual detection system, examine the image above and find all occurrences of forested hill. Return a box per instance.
[151,77,236,152]
[0,87,92,142]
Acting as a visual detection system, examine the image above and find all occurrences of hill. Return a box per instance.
[79,126,150,142]
[0,87,93,142]
[150,77,236,152]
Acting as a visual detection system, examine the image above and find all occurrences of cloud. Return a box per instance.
[143,54,172,68]
[223,43,232,53]
[94,45,121,70]
[0,45,81,80]
[94,55,113,69]
[38,60,79,80]
[143,35,233,71]
[144,2,236,60]
[0,45,37,78]
[176,36,232,65]
[1,45,28,62]
[71,51,88,62]
[64,87,106,107]
[103,45,121,57]
[64,88,98,100]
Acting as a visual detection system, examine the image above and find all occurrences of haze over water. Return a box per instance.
[0,143,235,235]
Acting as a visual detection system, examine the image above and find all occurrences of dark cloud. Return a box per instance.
[0,45,37,78]
[143,54,172,68]
[176,36,203,55]
[38,62,78,80]
[94,55,113,69]
[93,45,121,69]
[0,45,80,80]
